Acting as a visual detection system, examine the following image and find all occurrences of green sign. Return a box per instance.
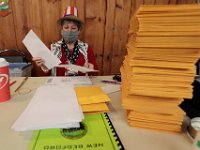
[0,0,9,11]
[196,140,200,148]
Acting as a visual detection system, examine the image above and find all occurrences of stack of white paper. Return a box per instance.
[45,76,92,85]
[12,85,84,131]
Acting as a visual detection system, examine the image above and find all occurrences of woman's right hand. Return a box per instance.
[32,57,49,73]
[32,57,45,67]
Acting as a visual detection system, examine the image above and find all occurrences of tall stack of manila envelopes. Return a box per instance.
[74,86,111,113]
[120,4,200,133]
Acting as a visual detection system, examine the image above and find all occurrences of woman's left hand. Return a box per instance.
[84,62,94,69]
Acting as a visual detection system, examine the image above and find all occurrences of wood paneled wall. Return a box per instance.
[0,0,197,76]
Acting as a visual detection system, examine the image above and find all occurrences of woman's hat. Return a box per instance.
[57,6,83,28]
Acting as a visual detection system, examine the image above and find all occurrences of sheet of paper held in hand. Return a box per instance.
[22,29,61,69]
[57,64,99,73]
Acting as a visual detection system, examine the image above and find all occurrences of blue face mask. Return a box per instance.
[61,31,79,43]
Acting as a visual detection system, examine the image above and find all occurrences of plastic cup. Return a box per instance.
[0,58,10,102]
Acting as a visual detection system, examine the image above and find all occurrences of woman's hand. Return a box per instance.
[32,57,45,67]
[32,57,49,73]
[84,62,94,69]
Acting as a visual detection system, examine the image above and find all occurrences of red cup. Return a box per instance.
[0,58,10,102]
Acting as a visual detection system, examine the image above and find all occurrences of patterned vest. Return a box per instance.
[50,39,88,63]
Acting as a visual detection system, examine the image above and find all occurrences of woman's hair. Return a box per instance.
[61,19,82,30]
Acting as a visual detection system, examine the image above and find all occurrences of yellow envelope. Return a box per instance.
[74,86,111,105]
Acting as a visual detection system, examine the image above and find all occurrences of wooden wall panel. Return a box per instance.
[0,0,198,76]
[74,0,85,40]
[155,0,170,4]
[130,0,137,17]
[110,0,132,74]
[136,0,145,11]
[23,0,44,76]
[170,0,178,4]
[0,1,17,50]
[177,0,196,4]
[24,0,42,38]
[102,0,115,75]
[11,0,27,51]
[84,0,106,72]
[41,0,60,46]
[144,0,156,4]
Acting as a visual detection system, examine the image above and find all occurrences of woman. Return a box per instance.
[33,6,98,76]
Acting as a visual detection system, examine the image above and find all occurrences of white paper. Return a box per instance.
[22,30,61,69]
[57,64,99,73]
[45,76,92,85]
[11,85,84,131]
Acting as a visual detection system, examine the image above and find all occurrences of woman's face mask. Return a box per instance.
[61,30,79,43]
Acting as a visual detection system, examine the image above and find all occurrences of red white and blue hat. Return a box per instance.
[57,6,83,28]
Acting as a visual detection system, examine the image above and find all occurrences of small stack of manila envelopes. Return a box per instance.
[135,37,200,49]
[123,56,194,94]
[129,5,200,37]
[121,66,186,132]
[123,55,194,90]
[137,5,200,32]
[81,103,109,114]
[121,85,184,115]
[127,119,182,134]
[126,43,200,61]
[121,62,185,133]
[121,65,191,99]
[133,5,200,18]
[74,86,111,113]
[131,5,200,48]
[124,56,195,83]
[121,62,193,99]
[121,72,184,105]
[126,54,196,70]
[137,18,200,34]
[127,110,184,133]
[121,66,188,134]
[123,58,193,98]
[127,111,184,133]
[121,68,185,117]
[136,5,200,32]
[127,111,184,125]
[123,55,195,80]
[127,47,200,65]
[121,71,185,133]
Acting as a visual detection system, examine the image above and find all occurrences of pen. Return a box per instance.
[14,76,28,92]
[101,80,121,85]
[9,80,17,86]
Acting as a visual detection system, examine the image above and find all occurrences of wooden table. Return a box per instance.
[0,76,193,150]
